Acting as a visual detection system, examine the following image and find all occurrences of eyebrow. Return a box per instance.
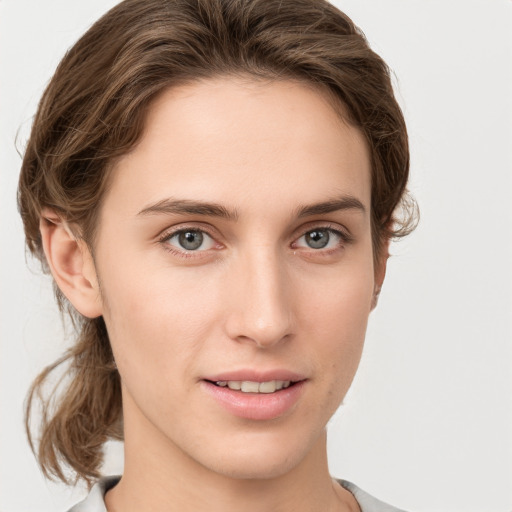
[137,195,366,221]
[137,198,239,221]
[296,196,366,217]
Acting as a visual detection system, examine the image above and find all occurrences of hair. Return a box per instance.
[18,0,417,486]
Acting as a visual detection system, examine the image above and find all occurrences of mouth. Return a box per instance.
[201,377,306,420]
[207,379,297,394]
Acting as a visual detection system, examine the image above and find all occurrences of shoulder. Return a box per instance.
[337,480,408,512]
[67,476,120,512]
[67,476,408,512]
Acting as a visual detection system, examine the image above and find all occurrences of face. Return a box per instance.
[91,77,379,479]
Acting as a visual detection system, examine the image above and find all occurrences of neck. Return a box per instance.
[105,396,359,512]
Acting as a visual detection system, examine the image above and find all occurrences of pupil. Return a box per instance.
[179,231,203,250]
[306,229,329,249]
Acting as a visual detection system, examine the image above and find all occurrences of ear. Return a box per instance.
[371,238,390,311]
[39,209,103,318]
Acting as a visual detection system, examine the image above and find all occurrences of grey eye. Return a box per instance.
[162,228,216,254]
[177,230,204,250]
[304,229,330,249]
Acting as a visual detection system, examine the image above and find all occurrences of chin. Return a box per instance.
[193,427,325,481]
[206,451,302,481]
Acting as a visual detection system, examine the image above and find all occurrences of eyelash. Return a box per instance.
[158,226,220,258]
[292,224,354,255]
[157,224,353,259]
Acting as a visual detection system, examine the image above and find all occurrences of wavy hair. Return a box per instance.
[18,0,417,485]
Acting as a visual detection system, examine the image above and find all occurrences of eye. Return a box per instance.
[163,229,216,252]
[294,227,347,250]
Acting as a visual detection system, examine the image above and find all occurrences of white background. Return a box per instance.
[1,1,511,511]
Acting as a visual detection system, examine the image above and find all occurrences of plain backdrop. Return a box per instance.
[1,1,511,511]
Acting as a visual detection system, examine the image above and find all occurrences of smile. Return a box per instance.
[214,380,292,393]
[202,377,306,420]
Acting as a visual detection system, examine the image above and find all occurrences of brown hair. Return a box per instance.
[18,0,417,486]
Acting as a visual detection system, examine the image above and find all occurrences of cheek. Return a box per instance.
[303,255,374,335]
[301,261,374,387]
[98,257,222,391]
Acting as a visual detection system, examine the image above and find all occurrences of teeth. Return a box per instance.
[215,380,293,393]
[241,381,260,393]
[258,381,277,393]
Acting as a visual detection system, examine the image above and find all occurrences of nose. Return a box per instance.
[224,248,294,348]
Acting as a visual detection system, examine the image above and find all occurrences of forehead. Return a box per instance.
[104,77,371,218]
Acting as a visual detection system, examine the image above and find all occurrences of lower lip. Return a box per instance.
[201,381,306,421]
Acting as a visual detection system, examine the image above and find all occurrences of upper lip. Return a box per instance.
[203,369,307,383]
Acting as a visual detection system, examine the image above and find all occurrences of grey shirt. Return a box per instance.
[68,476,407,512]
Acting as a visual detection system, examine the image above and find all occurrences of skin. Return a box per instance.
[41,77,387,512]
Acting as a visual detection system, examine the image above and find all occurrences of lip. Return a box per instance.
[203,369,306,383]
[200,369,307,421]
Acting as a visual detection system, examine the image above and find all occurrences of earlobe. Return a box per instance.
[371,285,382,311]
[371,239,390,311]
[39,209,103,318]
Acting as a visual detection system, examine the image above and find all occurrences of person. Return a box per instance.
[17,0,418,510]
